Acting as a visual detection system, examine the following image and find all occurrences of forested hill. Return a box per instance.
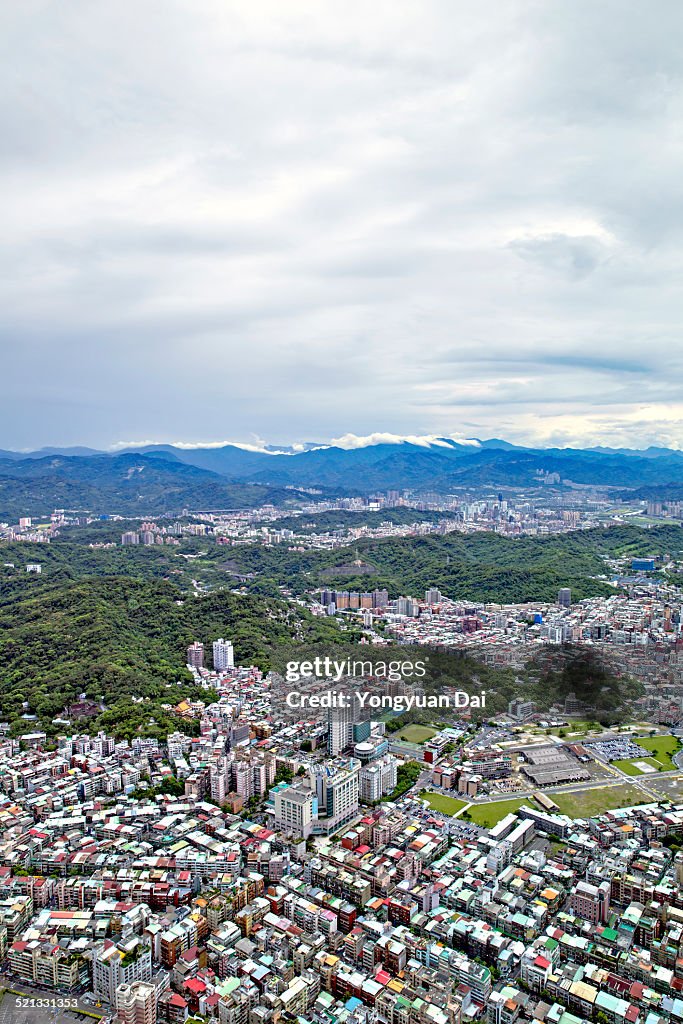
[0,577,342,737]
[225,523,683,602]
[3,522,679,607]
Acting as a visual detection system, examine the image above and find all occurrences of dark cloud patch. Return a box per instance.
[508,234,609,279]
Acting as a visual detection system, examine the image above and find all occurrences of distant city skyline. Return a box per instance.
[2,3,683,450]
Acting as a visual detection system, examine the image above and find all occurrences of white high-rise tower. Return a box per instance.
[213,638,235,671]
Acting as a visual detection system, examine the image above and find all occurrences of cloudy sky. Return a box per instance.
[2,0,683,451]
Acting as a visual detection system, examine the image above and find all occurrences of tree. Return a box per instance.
[159,776,184,796]
[275,765,293,785]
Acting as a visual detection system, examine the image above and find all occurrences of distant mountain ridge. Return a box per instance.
[1,435,682,515]
[113,437,683,490]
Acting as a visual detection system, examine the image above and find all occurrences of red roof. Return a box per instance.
[166,993,188,1008]
[185,978,207,995]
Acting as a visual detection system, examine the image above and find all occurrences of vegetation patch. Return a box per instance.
[613,757,664,776]
[224,522,683,604]
[0,577,342,736]
[553,785,646,818]
[421,792,467,816]
[636,735,681,771]
[394,724,437,744]
[467,799,533,827]
[382,761,422,802]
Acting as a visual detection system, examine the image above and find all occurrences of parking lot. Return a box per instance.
[586,737,648,761]
[0,987,104,1024]
[0,1000,99,1024]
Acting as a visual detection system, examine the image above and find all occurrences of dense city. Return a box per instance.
[2,490,683,1024]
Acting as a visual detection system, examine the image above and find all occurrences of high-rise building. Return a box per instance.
[186,642,204,669]
[93,940,152,1005]
[359,755,397,803]
[232,761,254,800]
[309,758,360,833]
[212,638,235,671]
[328,705,352,756]
[328,700,370,755]
[121,532,139,546]
[273,786,315,838]
[252,760,268,795]
[274,759,360,837]
[115,980,157,1024]
[210,765,228,805]
[558,588,571,608]
[569,880,610,924]
[425,588,442,605]
[675,852,683,886]
[508,698,536,721]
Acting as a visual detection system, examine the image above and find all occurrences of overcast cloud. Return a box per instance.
[2,0,683,450]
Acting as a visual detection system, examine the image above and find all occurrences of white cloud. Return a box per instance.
[329,433,482,449]
[0,1,682,449]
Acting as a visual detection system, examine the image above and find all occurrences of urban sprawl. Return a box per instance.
[3,491,683,1024]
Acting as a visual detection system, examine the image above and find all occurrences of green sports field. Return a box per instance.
[422,792,466,815]
[394,724,437,744]
[467,799,533,827]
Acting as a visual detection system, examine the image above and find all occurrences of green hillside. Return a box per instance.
[0,453,308,518]
[222,523,683,602]
[0,577,342,737]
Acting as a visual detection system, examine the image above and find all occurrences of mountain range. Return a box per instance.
[1,435,682,517]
